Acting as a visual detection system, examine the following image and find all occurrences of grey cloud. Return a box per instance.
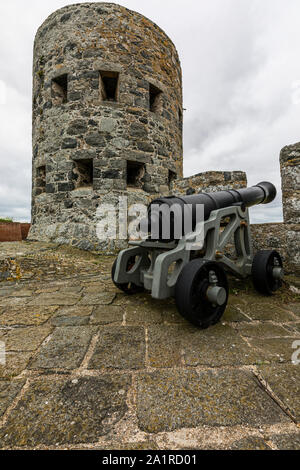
[1,0,299,223]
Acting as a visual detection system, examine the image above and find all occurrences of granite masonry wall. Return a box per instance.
[251,143,300,274]
[170,171,247,195]
[29,2,183,250]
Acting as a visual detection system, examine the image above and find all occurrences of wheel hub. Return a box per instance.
[206,285,227,306]
[206,270,227,306]
[272,266,284,280]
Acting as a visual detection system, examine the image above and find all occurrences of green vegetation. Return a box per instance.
[0,217,13,223]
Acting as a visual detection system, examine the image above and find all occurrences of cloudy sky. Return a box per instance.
[0,0,300,223]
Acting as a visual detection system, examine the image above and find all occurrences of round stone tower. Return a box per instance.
[29,2,183,250]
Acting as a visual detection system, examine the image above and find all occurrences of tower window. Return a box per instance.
[36,165,46,193]
[178,107,183,126]
[127,161,145,188]
[73,159,93,188]
[51,74,68,105]
[149,83,162,113]
[99,71,119,102]
[168,170,177,187]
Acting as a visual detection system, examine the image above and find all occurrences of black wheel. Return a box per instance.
[175,259,229,329]
[252,250,283,295]
[111,257,144,295]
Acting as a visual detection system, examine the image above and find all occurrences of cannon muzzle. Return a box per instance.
[142,182,276,241]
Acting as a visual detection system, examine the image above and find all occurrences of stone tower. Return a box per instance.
[29,2,183,250]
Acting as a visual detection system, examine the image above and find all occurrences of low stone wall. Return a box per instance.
[171,171,247,194]
[251,223,300,275]
[28,188,150,253]
[276,143,300,274]
[280,144,300,225]
[29,172,247,253]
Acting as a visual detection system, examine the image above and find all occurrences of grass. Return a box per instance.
[0,217,13,223]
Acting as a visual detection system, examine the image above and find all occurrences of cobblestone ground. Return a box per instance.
[0,241,299,450]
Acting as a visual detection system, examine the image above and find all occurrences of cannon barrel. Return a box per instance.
[143,182,276,241]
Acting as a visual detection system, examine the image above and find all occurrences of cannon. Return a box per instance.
[112,182,284,328]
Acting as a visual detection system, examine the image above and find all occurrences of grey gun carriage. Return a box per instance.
[112,182,284,328]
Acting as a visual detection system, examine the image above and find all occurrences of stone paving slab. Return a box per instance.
[289,323,300,334]
[269,433,300,450]
[136,369,289,433]
[90,305,124,325]
[0,306,57,326]
[0,297,30,308]
[0,242,299,449]
[0,325,52,352]
[0,352,33,379]
[0,380,25,417]
[88,326,145,370]
[258,364,300,422]
[51,316,90,327]
[286,303,300,317]
[229,437,272,450]
[97,440,160,450]
[83,282,107,294]
[0,287,32,298]
[29,292,82,307]
[0,375,131,447]
[148,324,262,368]
[124,296,186,325]
[29,326,97,370]
[237,297,297,322]
[51,305,93,327]
[80,292,116,306]
[221,304,251,323]
[236,323,294,338]
[248,338,299,363]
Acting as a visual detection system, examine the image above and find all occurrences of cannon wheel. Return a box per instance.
[175,259,229,329]
[111,257,144,295]
[252,250,283,295]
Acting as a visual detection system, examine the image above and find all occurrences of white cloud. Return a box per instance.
[0,0,299,223]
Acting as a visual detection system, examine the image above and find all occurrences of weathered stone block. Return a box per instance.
[136,369,288,432]
[99,117,117,133]
[0,375,131,446]
[0,380,25,417]
[29,326,96,370]
[0,352,33,379]
[85,133,106,147]
[61,138,77,149]
[258,364,300,422]
[270,433,300,450]
[148,324,261,368]
[0,325,52,352]
[58,182,74,192]
[88,326,145,369]
[67,119,88,135]
[29,291,81,306]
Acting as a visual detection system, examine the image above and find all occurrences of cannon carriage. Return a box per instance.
[112,182,284,328]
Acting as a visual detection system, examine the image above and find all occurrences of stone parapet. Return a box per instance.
[251,223,300,275]
[171,171,247,195]
[280,143,300,225]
